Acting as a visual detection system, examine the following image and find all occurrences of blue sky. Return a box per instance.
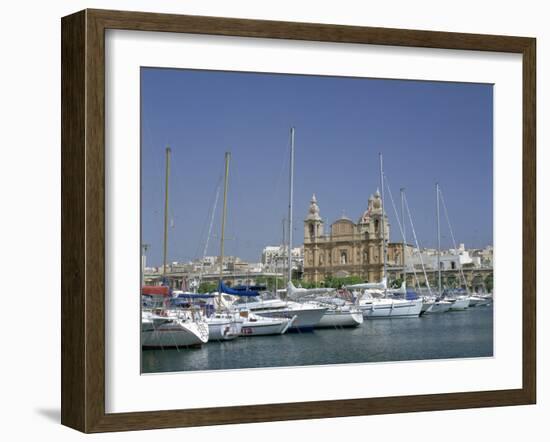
[141,68,493,266]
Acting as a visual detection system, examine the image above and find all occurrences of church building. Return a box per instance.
[302,191,406,284]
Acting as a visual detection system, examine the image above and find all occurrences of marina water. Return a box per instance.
[142,305,493,373]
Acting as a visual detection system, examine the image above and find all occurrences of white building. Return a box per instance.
[261,245,303,273]
[406,243,481,271]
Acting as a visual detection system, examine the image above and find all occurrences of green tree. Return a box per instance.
[446,274,458,288]
[198,282,217,293]
[485,274,493,292]
[390,278,403,288]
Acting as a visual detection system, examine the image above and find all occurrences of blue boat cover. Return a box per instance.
[405,290,419,300]
[218,281,259,297]
[232,285,267,292]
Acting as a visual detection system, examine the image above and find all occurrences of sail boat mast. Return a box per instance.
[379,153,387,289]
[162,146,171,278]
[219,152,231,282]
[287,127,295,286]
[436,182,442,296]
[401,187,406,282]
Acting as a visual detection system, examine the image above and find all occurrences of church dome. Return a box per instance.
[338,209,351,222]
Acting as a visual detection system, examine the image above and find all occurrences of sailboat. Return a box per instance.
[225,128,327,331]
[286,281,363,328]
[436,184,470,312]
[204,152,244,341]
[141,147,209,348]
[355,154,422,319]
[262,128,327,330]
[419,183,455,314]
[211,151,295,337]
[390,186,451,315]
[217,282,296,336]
[223,127,328,331]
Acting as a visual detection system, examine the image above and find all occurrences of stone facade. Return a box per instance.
[303,192,406,283]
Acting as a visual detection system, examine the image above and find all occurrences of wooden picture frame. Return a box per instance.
[61,9,536,433]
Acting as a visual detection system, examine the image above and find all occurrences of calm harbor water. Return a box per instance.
[142,306,493,373]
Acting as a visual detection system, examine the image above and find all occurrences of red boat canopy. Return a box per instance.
[141,285,169,296]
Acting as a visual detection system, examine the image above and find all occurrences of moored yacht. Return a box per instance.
[286,283,363,328]
[448,296,470,311]
[228,290,327,331]
[315,302,363,328]
[141,148,210,348]
[422,297,453,314]
[359,291,423,319]
[350,282,422,319]
[141,309,209,348]
[352,156,422,320]
[205,312,243,341]
[171,291,243,341]
[239,311,295,336]
[475,293,493,307]
[232,128,326,331]
[467,295,485,307]
[442,289,470,311]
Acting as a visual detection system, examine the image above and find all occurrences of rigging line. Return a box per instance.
[439,187,471,294]
[268,136,291,245]
[197,174,223,284]
[193,169,223,259]
[383,173,421,291]
[403,193,434,297]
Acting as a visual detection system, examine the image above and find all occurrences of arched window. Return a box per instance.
[309,224,314,238]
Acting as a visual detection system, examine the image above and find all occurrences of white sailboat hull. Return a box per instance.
[316,309,363,328]
[468,296,484,307]
[449,297,470,311]
[475,294,493,306]
[361,299,422,319]
[424,300,452,314]
[421,299,433,314]
[141,319,209,348]
[239,315,293,336]
[206,316,243,341]
[256,306,327,331]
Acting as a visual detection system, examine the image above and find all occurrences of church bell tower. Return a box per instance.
[304,194,324,243]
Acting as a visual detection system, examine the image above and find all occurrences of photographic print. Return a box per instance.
[140,68,494,374]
